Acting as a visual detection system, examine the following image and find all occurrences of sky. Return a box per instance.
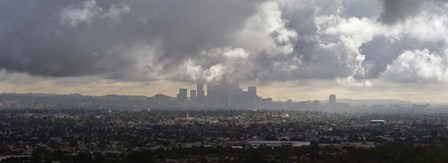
[1,0,448,103]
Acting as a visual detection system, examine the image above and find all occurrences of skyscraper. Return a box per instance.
[177,89,188,102]
[190,90,197,102]
[207,83,225,106]
[197,84,205,103]
[329,94,336,104]
[248,86,257,107]
[206,82,241,107]
[248,86,257,95]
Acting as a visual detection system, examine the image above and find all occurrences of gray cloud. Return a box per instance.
[361,36,445,79]
[378,0,448,24]
[0,0,261,79]
[379,0,423,24]
[1,0,448,86]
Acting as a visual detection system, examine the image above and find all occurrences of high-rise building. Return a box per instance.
[207,83,226,106]
[177,89,188,102]
[329,94,336,104]
[227,82,240,107]
[197,84,205,103]
[206,82,241,107]
[248,86,257,95]
[190,90,197,102]
[248,86,257,106]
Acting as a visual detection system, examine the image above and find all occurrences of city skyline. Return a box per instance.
[2,0,448,103]
[0,81,442,106]
[0,80,446,104]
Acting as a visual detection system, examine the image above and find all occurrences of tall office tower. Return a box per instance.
[329,94,336,104]
[177,89,188,102]
[207,83,221,105]
[227,82,240,107]
[206,82,239,107]
[248,86,257,106]
[190,90,197,102]
[197,84,205,103]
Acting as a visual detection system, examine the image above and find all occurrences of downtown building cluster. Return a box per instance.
[151,82,344,110]
[174,83,262,108]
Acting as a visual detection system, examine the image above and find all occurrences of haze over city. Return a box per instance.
[5,1,448,162]
[2,0,448,103]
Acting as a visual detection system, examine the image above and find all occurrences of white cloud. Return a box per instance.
[105,3,131,22]
[204,64,226,82]
[399,11,448,43]
[222,48,249,59]
[61,0,102,26]
[61,0,130,26]
[336,76,372,87]
[234,1,298,55]
[325,17,384,51]
[381,49,448,83]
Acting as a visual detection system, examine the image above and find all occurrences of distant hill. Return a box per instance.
[0,93,158,110]
[1,93,447,110]
[334,99,437,106]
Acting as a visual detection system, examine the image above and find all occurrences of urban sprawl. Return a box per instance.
[0,83,448,162]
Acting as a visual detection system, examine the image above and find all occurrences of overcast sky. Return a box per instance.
[1,0,448,102]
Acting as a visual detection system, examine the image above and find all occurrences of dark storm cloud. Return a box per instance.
[1,0,448,85]
[379,0,423,24]
[378,0,448,24]
[0,0,261,78]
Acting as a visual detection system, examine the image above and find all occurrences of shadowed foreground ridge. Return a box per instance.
[1,109,448,162]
